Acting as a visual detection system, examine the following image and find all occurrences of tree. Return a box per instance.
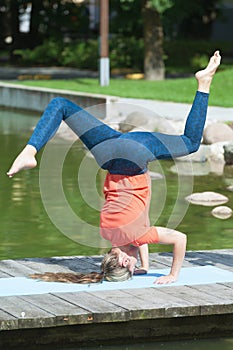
[164,0,222,39]
[142,0,173,80]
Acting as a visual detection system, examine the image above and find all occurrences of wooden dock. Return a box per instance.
[0,249,233,349]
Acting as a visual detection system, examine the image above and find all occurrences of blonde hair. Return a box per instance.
[29,252,132,284]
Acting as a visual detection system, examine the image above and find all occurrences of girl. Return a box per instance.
[7,51,221,285]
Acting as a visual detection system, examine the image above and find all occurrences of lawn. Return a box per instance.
[9,66,233,107]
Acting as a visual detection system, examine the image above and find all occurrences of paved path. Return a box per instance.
[117,97,233,123]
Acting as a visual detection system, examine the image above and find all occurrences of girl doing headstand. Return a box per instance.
[7,51,221,284]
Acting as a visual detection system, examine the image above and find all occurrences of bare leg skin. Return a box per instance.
[7,145,37,178]
[195,50,221,93]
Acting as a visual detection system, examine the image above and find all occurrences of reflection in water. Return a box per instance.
[0,108,233,260]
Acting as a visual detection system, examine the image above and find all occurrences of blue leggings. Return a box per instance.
[28,91,209,175]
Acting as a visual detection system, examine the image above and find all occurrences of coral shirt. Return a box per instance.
[100,172,159,247]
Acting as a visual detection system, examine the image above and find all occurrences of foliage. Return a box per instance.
[60,40,99,69]
[109,36,144,70]
[14,39,99,68]
[164,0,223,39]
[14,36,143,70]
[110,0,143,37]
[149,0,174,13]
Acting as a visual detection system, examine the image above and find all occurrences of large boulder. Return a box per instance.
[203,122,233,144]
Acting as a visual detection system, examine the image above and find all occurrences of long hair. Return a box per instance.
[29,252,131,284]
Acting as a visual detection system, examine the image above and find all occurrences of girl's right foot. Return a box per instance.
[7,145,37,178]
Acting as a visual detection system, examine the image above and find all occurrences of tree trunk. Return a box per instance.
[142,0,165,80]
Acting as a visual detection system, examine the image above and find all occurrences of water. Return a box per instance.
[0,108,233,260]
[72,337,233,350]
[1,108,233,350]
[20,337,233,350]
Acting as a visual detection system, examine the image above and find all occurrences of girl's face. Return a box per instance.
[111,247,137,273]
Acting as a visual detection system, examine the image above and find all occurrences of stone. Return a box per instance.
[224,143,233,165]
[119,111,149,132]
[170,162,210,176]
[176,144,211,162]
[227,185,233,192]
[203,122,233,144]
[148,171,164,180]
[211,206,233,219]
[185,191,229,206]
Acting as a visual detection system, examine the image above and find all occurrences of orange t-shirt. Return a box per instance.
[100,172,159,247]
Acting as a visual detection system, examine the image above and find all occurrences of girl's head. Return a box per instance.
[29,248,137,284]
[101,248,137,282]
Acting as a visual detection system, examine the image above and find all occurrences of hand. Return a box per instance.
[154,273,177,285]
[133,267,148,275]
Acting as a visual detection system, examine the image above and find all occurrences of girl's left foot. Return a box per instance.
[195,50,221,93]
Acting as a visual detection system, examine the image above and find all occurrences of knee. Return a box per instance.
[49,96,68,106]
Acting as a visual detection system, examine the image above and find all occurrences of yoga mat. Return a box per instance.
[0,266,233,297]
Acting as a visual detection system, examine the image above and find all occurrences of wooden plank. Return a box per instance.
[122,287,200,318]
[0,309,18,330]
[191,283,233,300]
[18,256,100,273]
[150,252,197,268]
[19,293,92,326]
[0,260,36,277]
[0,271,12,278]
[160,284,233,316]
[221,282,233,288]
[185,251,233,271]
[86,288,197,320]
[0,296,55,329]
[54,291,128,323]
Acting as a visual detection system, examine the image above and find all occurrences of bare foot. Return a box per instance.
[195,50,221,93]
[7,145,37,178]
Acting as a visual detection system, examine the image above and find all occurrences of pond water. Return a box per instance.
[0,107,233,260]
[1,108,233,350]
[75,337,233,350]
[22,337,233,350]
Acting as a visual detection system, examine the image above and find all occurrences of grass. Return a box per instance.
[7,66,233,107]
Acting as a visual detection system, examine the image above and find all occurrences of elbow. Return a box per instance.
[174,232,187,247]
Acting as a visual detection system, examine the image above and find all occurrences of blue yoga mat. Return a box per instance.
[0,266,233,297]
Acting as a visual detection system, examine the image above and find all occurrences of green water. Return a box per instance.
[73,337,233,350]
[0,108,233,260]
[25,337,233,350]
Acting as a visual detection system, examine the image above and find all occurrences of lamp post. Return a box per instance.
[99,0,109,86]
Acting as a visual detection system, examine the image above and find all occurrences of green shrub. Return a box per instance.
[109,36,144,70]
[14,37,233,73]
[59,40,99,69]
[14,40,63,65]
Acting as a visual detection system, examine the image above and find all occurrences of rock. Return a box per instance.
[208,142,226,162]
[148,171,164,180]
[170,162,210,176]
[227,185,233,192]
[203,122,233,144]
[211,206,232,219]
[224,143,233,165]
[119,111,149,132]
[55,121,78,141]
[185,191,229,206]
[157,119,185,135]
[176,144,211,162]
